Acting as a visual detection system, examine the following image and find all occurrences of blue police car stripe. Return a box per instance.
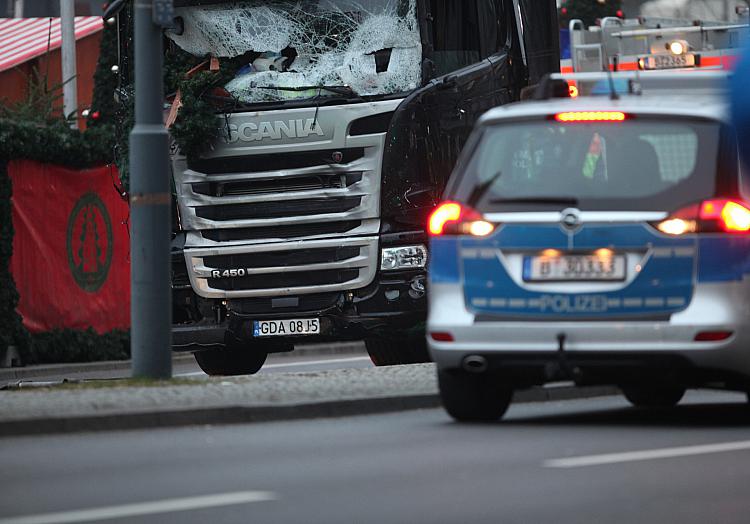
[697,237,750,283]
[429,237,461,283]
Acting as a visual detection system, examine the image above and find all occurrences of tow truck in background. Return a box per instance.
[561,11,748,74]
[104,0,561,375]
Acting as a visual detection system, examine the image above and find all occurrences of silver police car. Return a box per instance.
[427,73,750,421]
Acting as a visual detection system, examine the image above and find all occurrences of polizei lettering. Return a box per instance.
[224,119,325,143]
[538,295,608,313]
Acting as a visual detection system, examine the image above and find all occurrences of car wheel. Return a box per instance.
[194,346,268,376]
[365,337,431,366]
[622,384,686,408]
[437,368,513,422]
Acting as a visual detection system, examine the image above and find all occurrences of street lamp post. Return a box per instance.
[130,0,173,379]
[60,0,77,128]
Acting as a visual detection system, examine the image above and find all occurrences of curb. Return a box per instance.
[0,342,365,382]
[0,385,619,437]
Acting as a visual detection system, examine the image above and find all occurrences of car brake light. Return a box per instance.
[655,199,750,235]
[702,200,750,232]
[430,332,455,342]
[428,202,495,237]
[554,111,627,123]
[694,331,733,342]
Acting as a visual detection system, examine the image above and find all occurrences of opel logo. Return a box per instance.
[561,208,581,231]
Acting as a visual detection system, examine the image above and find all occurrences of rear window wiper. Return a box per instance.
[488,197,580,206]
[467,171,502,208]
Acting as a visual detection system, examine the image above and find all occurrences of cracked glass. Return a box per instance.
[167,0,422,103]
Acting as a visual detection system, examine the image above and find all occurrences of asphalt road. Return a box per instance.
[2,391,749,524]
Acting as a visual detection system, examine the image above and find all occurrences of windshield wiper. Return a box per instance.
[254,85,359,97]
[489,197,580,206]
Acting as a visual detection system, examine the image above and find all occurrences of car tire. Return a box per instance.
[365,337,431,366]
[194,347,268,376]
[438,369,513,422]
[622,384,686,408]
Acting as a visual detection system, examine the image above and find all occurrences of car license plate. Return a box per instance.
[253,318,320,337]
[641,53,696,70]
[523,253,626,282]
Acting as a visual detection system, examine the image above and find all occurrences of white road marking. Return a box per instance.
[0,491,278,524]
[544,440,750,469]
[176,356,372,377]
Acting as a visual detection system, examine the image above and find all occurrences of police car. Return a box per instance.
[427,72,750,421]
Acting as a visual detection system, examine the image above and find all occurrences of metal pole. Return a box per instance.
[13,0,23,17]
[60,0,78,128]
[130,0,172,379]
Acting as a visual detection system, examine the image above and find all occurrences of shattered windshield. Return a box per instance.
[167,0,422,103]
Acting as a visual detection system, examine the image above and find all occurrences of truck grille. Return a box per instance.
[188,148,366,174]
[174,99,403,298]
[204,246,360,269]
[186,237,378,298]
[191,173,362,197]
[195,197,362,221]
[201,221,362,242]
[209,270,360,292]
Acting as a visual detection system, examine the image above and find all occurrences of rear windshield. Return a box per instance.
[453,118,725,211]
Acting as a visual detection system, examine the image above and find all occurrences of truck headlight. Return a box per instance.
[380,245,428,271]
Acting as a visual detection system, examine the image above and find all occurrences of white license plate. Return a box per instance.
[253,318,320,337]
[524,254,626,282]
[642,53,696,70]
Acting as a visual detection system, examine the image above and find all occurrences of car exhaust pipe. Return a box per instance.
[463,355,489,374]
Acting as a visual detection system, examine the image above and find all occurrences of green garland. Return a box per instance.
[89,12,133,189]
[171,68,236,162]
[89,18,120,125]
[0,158,29,358]
[26,329,130,365]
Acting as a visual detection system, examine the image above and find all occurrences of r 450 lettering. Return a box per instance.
[211,269,247,279]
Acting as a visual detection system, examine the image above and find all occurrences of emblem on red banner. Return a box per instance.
[66,191,113,293]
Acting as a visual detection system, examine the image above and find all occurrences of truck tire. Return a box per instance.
[365,337,431,366]
[438,369,513,422]
[622,384,686,408]
[194,347,268,376]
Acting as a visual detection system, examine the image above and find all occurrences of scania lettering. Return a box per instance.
[225,118,327,143]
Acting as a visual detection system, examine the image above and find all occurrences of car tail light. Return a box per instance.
[430,332,455,342]
[428,202,495,237]
[554,111,627,123]
[694,331,733,342]
[654,199,750,235]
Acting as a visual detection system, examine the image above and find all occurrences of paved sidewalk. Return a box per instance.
[0,342,365,382]
[0,363,618,437]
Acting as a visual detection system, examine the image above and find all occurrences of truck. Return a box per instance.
[561,13,748,75]
[108,0,560,375]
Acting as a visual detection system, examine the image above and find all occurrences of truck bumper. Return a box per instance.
[172,270,426,352]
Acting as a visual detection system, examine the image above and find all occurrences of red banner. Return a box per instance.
[9,159,130,333]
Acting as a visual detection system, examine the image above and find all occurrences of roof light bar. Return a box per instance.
[554,111,627,123]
